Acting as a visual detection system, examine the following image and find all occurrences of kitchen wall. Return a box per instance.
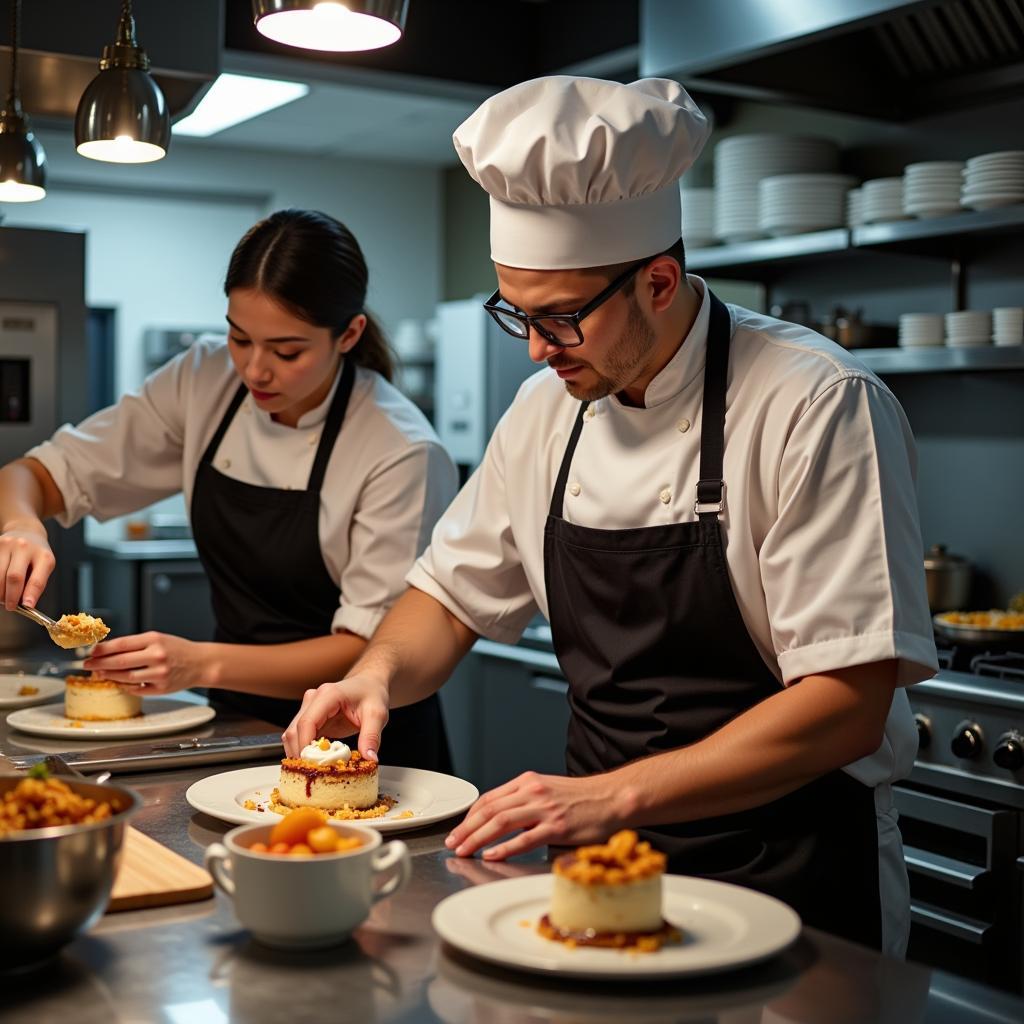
[2,128,445,399]
[1,129,445,541]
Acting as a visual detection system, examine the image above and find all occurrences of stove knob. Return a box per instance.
[914,714,931,751]
[993,732,1024,772]
[951,722,983,760]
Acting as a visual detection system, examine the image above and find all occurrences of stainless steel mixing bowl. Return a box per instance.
[0,774,142,970]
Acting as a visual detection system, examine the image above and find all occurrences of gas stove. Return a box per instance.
[908,657,1024,809]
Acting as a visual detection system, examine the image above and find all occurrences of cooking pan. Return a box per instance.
[933,613,1024,647]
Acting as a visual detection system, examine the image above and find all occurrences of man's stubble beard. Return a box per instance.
[561,296,658,402]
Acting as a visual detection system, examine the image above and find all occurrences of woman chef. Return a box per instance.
[284,80,939,955]
[0,208,457,770]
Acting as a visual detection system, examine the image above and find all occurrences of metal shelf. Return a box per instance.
[687,229,849,278]
[687,205,1024,278]
[855,347,1024,375]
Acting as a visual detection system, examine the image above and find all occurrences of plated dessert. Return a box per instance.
[538,830,681,952]
[267,738,395,820]
[64,675,142,722]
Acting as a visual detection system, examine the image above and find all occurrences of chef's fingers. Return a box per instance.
[285,685,345,755]
[451,798,542,857]
[88,632,156,659]
[354,698,388,762]
[480,824,550,861]
[2,545,32,610]
[446,788,522,849]
[20,548,55,610]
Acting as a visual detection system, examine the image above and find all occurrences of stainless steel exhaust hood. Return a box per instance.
[0,0,222,125]
[642,0,1024,119]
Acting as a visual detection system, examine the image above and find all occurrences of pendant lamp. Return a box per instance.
[0,0,46,202]
[74,0,170,164]
[252,1,409,52]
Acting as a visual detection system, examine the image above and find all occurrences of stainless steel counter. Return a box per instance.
[2,705,1024,1022]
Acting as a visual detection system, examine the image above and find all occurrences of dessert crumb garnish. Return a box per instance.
[554,829,666,885]
[266,789,396,820]
[17,684,39,696]
[391,810,415,820]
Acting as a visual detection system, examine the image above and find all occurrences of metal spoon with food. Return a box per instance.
[14,605,111,649]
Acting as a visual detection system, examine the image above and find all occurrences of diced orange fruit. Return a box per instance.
[249,841,268,853]
[269,806,326,846]
[269,841,291,854]
[307,826,339,853]
[289,843,313,856]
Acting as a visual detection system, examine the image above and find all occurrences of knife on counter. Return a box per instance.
[3,732,283,774]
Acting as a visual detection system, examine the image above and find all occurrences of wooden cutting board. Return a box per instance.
[108,826,214,912]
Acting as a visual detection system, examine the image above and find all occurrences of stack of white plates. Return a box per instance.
[945,310,992,348]
[681,188,715,248]
[899,313,944,348]
[758,174,855,236]
[861,178,908,224]
[846,187,864,227]
[993,307,1024,346]
[903,161,964,218]
[713,135,839,243]
[961,152,1024,211]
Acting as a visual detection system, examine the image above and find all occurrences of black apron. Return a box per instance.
[543,292,882,949]
[190,357,452,771]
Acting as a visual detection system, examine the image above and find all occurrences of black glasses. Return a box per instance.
[483,259,647,348]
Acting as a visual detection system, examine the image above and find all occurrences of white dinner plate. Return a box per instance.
[432,874,801,980]
[0,673,65,709]
[185,763,479,833]
[6,699,215,738]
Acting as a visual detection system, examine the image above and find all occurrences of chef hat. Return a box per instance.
[453,76,709,270]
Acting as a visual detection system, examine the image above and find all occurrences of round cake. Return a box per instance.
[540,830,677,950]
[64,675,141,721]
[277,738,379,811]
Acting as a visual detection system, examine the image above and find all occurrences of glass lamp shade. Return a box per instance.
[252,1,408,52]
[75,67,170,164]
[0,110,46,202]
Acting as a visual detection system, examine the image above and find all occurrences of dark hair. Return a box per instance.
[224,209,394,381]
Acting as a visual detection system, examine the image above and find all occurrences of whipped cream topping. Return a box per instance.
[298,739,352,766]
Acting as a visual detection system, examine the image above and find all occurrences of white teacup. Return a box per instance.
[204,821,410,949]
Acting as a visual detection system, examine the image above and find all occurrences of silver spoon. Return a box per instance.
[13,604,81,649]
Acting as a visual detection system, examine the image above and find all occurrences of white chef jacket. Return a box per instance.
[29,338,458,639]
[409,276,938,791]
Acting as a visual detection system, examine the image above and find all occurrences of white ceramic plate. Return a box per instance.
[432,874,801,980]
[6,699,215,738]
[185,763,479,833]
[0,674,65,709]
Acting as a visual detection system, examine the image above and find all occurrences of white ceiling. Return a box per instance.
[173,54,490,166]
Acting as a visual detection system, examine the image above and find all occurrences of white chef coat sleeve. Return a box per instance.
[758,373,938,687]
[406,412,539,643]
[23,348,194,528]
[332,440,458,639]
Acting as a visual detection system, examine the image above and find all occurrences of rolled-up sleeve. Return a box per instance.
[406,413,538,643]
[759,374,938,687]
[24,352,191,528]
[333,441,458,639]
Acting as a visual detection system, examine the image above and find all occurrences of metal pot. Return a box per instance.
[924,544,972,613]
[0,611,38,652]
[0,775,141,969]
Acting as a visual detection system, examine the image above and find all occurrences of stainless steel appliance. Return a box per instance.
[0,226,89,645]
[435,297,540,471]
[142,327,221,375]
[898,644,1024,993]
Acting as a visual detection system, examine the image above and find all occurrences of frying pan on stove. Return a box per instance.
[933,614,1024,648]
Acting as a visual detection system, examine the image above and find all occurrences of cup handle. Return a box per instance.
[371,840,410,903]
[204,843,235,897]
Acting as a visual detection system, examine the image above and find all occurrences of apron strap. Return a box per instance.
[199,383,248,467]
[548,401,590,520]
[695,292,732,519]
[307,355,356,495]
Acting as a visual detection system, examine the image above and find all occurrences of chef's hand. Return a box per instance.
[83,632,212,695]
[445,771,627,861]
[0,526,55,610]
[282,674,390,761]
